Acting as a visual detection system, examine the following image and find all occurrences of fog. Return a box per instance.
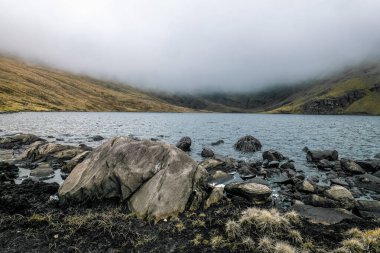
[1,0,380,92]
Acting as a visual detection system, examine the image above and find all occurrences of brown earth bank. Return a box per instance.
[1,133,380,252]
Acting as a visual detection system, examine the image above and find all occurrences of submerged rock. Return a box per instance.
[176,136,192,151]
[0,134,44,149]
[201,147,214,158]
[306,149,338,162]
[59,137,207,221]
[234,135,262,153]
[211,140,224,146]
[225,181,272,204]
[90,135,104,141]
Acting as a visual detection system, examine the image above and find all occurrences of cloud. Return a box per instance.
[1,0,380,92]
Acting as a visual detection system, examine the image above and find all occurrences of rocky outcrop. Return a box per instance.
[262,149,285,162]
[176,137,192,151]
[59,137,208,221]
[306,149,338,162]
[302,90,366,114]
[225,181,272,204]
[234,135,262,153]
[20,141,85,163]
[201,147,214,158]
[0,134,44,149]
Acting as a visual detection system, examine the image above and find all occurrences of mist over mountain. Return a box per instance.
[1,0,380,92]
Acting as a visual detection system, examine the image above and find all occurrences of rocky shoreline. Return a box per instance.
[1,133,380,252]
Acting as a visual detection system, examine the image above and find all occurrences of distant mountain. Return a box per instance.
[0,57,191,112]
[155,63,380,115]
[1,56,379,115]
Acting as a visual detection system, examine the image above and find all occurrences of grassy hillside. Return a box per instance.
[0,57,191,112]
[268,63,380,115]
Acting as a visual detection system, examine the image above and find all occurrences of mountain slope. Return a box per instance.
[156,63,380,115]
[268,63,380,115]
[0,57,191,112]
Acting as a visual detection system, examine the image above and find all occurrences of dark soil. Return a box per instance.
[1,181,379,253]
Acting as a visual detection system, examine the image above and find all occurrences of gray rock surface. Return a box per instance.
[0,134,44,149]
[355,200,380,218]
[292,204,359,224]
[340,159,365,174]
[59,137,207,220]
[306,149,338,162]
[262,149,284,162]
[62,151,91,173]
[225,181,272,204]
[234,135,262,153]
[324,185,355,210]
[354,174,380,193]
[176,136,192,151]
[355,159,380,173]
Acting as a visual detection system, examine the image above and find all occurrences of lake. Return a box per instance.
[1,112,379,175]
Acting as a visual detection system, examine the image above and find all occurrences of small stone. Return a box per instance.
[211,140,224,146]
[176,136,192,151]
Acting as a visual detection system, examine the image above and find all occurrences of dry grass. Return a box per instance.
[334,227,380,253]
[0,57,191,112]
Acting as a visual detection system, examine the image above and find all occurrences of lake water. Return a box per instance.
[1,112,380,175]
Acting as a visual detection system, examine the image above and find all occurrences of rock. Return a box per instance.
[350,187,362,198]
[0,162,19,182]
[340,159,365,174]
[212,170,229,180]
[198,158,225,171]
[330,178,349,187]
[176,136,191,151]
[355,200,380,218]
[316,159,334,170]
[90,135,104,141]
[324,185,355,210]
[267,161,280,168]
[30,164,54,178]
[20,141,85,163]
[225,182,272,204]
[355,159,380,173]
[211,140,224,146]
[291,204,359,225]
[280,161,295,170]
[62,151,91,173]
[302,194,340,208]
[354,174,380,193]
[201,147,214,158]
[0,134,44,149]
[298,180,315,193]
[373,170,380,178]
[306,150,338,162]
[204,187,224,209]
[375,153,380,159]
[234,135,262,153]
[59,137,207,221]
[262,150,284,162]
[79,144,93,151]
[56,138,64,141]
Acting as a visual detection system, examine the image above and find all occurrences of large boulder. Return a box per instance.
[225,181,272,204]
[234,135,262,153]
[58,137,207,221]
[176,136,192,151]
[0,134,44,149]
[306,149,338,162]
[262,149,285,162]
[20,141,85,162]
[340,159,365,174]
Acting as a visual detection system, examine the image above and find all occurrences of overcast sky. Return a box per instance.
[1,0,380,92]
